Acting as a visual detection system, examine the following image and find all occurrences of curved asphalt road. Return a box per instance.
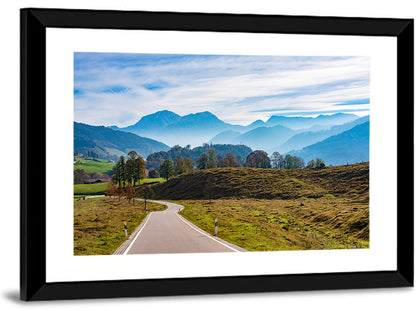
[121,200,246,254]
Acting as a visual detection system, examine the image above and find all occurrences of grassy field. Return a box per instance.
[74,158,115,175]
[74,178,165,196]
[153,163,369,251]
[74,182,110,195]
[74,197,166,255]
[179,197,368,251]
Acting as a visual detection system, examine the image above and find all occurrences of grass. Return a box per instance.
[74,178,165,195]
[74,197,166,255]
[179,197,369,251]
[74,182,110,195]
[151,162,369,251]
[151,162,369,201]
[74,158,115,175]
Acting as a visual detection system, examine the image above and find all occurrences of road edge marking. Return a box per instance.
[122,212,153,255]
[176,213,242,252]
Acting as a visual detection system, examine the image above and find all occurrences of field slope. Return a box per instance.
[151,162,369,201]
[151,163,369,251]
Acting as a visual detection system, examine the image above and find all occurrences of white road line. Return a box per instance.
[176,212,241,252]
[122,213,153,255]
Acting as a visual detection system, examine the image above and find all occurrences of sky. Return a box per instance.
[74,53,370,127]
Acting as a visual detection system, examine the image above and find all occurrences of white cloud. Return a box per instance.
[74,54,370,126]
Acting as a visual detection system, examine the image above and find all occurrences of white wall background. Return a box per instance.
[1,0,414,310]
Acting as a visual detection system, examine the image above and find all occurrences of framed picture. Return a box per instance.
[21,8,413,301]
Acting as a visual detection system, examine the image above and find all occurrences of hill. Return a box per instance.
[150,162,369,201]
[74,122,170,161]
[289,121,369,166]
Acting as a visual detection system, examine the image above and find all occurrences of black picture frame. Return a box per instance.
[21,8,414,301]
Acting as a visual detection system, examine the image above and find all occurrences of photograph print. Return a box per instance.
[73,52,370,256]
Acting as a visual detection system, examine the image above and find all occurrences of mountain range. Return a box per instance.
[110,110,360,148]
[290,121,370,166]
[76,110,369,166]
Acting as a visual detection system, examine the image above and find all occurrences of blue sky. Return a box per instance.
[74,53,370,126]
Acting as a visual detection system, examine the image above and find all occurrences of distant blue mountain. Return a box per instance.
[236,125,295,151]
[266,113,359,130]
[289,121,369,166]
[111,110,360,150]
[275,115,370,153]
[210,130,242,144]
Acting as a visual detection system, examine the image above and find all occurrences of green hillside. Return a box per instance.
[74,158,115,175]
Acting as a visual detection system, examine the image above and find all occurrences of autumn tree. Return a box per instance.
[225,153,239,167]
[159,159,175,180]
[105,182,118,198]
[116,186,125,202]
[245,150,271,168]
[125,183,135,205]
[306,159,316,168]
[134,156,146,185]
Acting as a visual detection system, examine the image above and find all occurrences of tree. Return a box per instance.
[116,186,125,202]
[159,159,175,180]
[207,149,217,168]
[148,169,160,178]
[284,155,304,169]
[183,157,194,173]
[315,158,325,169]
[136,185,154,212]
[125,183,135,205]
[271,151,283,169]
[306,159,316,168]
[225,153,239,167]
[196,153,208,170]
[133,156,146,185]
[113,156,126,187]
[218,157,231,167]
[245,150,271,168]
[105,182,117,198]
[174,155,183,175]
[125,158,134,184]
[74,169,89,184]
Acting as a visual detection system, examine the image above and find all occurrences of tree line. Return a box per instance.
[155,149,325,181]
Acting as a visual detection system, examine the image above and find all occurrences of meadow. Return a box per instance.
[74,178,165,196]
[154,163,369,251]
[74,158,115,175]
[179,197,368,251]
[74,197,166,255]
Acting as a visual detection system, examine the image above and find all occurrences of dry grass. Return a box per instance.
[179,197,368,251]
[74,197,166,255]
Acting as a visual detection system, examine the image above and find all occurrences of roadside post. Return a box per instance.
[215,218,218,236]
[123,221,127,238]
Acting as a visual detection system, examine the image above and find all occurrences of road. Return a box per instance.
[116,200,246,255]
